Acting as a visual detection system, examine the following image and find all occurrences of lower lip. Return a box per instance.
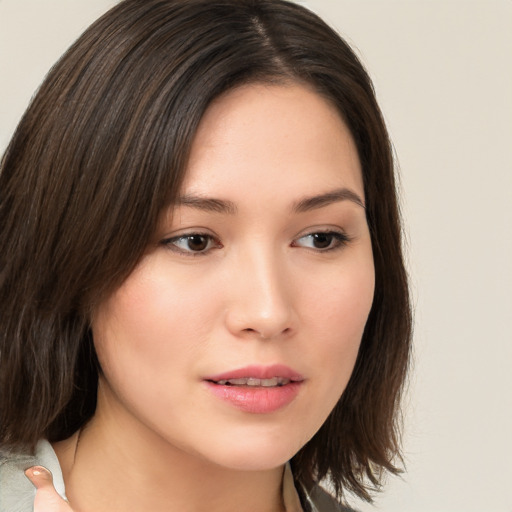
[204,381,302,414]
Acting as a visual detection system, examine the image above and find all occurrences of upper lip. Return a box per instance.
[204,364,304,382]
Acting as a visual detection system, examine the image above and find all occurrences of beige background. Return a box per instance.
[1,1,511,511]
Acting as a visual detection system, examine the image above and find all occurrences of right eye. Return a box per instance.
[162,233,221,255]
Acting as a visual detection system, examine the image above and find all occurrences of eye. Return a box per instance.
[162,233,221,255]
[292,231,350,251]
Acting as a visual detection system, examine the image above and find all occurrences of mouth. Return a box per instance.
[211,377,292,387]
[203,365,304,413]
[204,364,304,387]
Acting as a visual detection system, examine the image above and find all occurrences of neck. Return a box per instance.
[53,384,286,512]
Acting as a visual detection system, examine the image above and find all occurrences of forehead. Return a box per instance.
[182,83,364,201]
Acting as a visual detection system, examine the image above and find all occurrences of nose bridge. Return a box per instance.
[226,241,294,339]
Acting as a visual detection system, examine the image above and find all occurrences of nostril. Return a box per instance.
[241,326,292,339]
[246,328,269,339]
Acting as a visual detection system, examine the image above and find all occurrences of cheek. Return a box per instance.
[92,255,214,366]
[304,256,375,339]
[301,254,375,385]
[90,259,207,425]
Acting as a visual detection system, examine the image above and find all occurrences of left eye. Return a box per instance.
[293,231,349,251]
[164,234,219,254]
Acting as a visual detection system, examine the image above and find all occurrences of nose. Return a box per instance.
[224,248,295,340]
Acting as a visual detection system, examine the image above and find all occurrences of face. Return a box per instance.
[92,83,374,471]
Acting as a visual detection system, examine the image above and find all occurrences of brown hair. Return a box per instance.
[0,0,411,506]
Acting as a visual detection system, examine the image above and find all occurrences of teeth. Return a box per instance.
[216,377,290,387]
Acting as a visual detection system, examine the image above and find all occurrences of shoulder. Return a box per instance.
[0,444,38,512]
[307,485,359,512]
[0,440,66,512]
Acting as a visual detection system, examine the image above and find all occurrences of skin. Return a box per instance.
[40,83,375,512]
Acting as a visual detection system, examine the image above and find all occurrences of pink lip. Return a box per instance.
[204,365,304,414]
[204,364,304,382]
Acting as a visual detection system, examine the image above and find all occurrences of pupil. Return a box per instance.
[187,235,208,251]
[313,233,332,249]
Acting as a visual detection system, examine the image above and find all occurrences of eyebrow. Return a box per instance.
[292,188,365,212]
[175,187,365,215]
[176,195,238,214]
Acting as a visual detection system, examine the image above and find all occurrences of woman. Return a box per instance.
[0,1,412,511]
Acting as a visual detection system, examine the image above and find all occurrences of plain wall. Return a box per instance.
[1,1,511,511]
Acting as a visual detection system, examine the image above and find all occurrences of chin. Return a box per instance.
[210,450,293,472]
[196,428,310,472]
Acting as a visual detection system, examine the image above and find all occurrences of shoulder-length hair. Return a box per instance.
[0,0,411,506]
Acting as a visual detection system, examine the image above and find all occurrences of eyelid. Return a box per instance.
[292,228,352,251]
[160,231,222,256]
[159,226,351,255]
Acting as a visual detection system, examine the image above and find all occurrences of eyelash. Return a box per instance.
[292,230,351,252]
[161,230,351,256]
[161,233,222,256]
